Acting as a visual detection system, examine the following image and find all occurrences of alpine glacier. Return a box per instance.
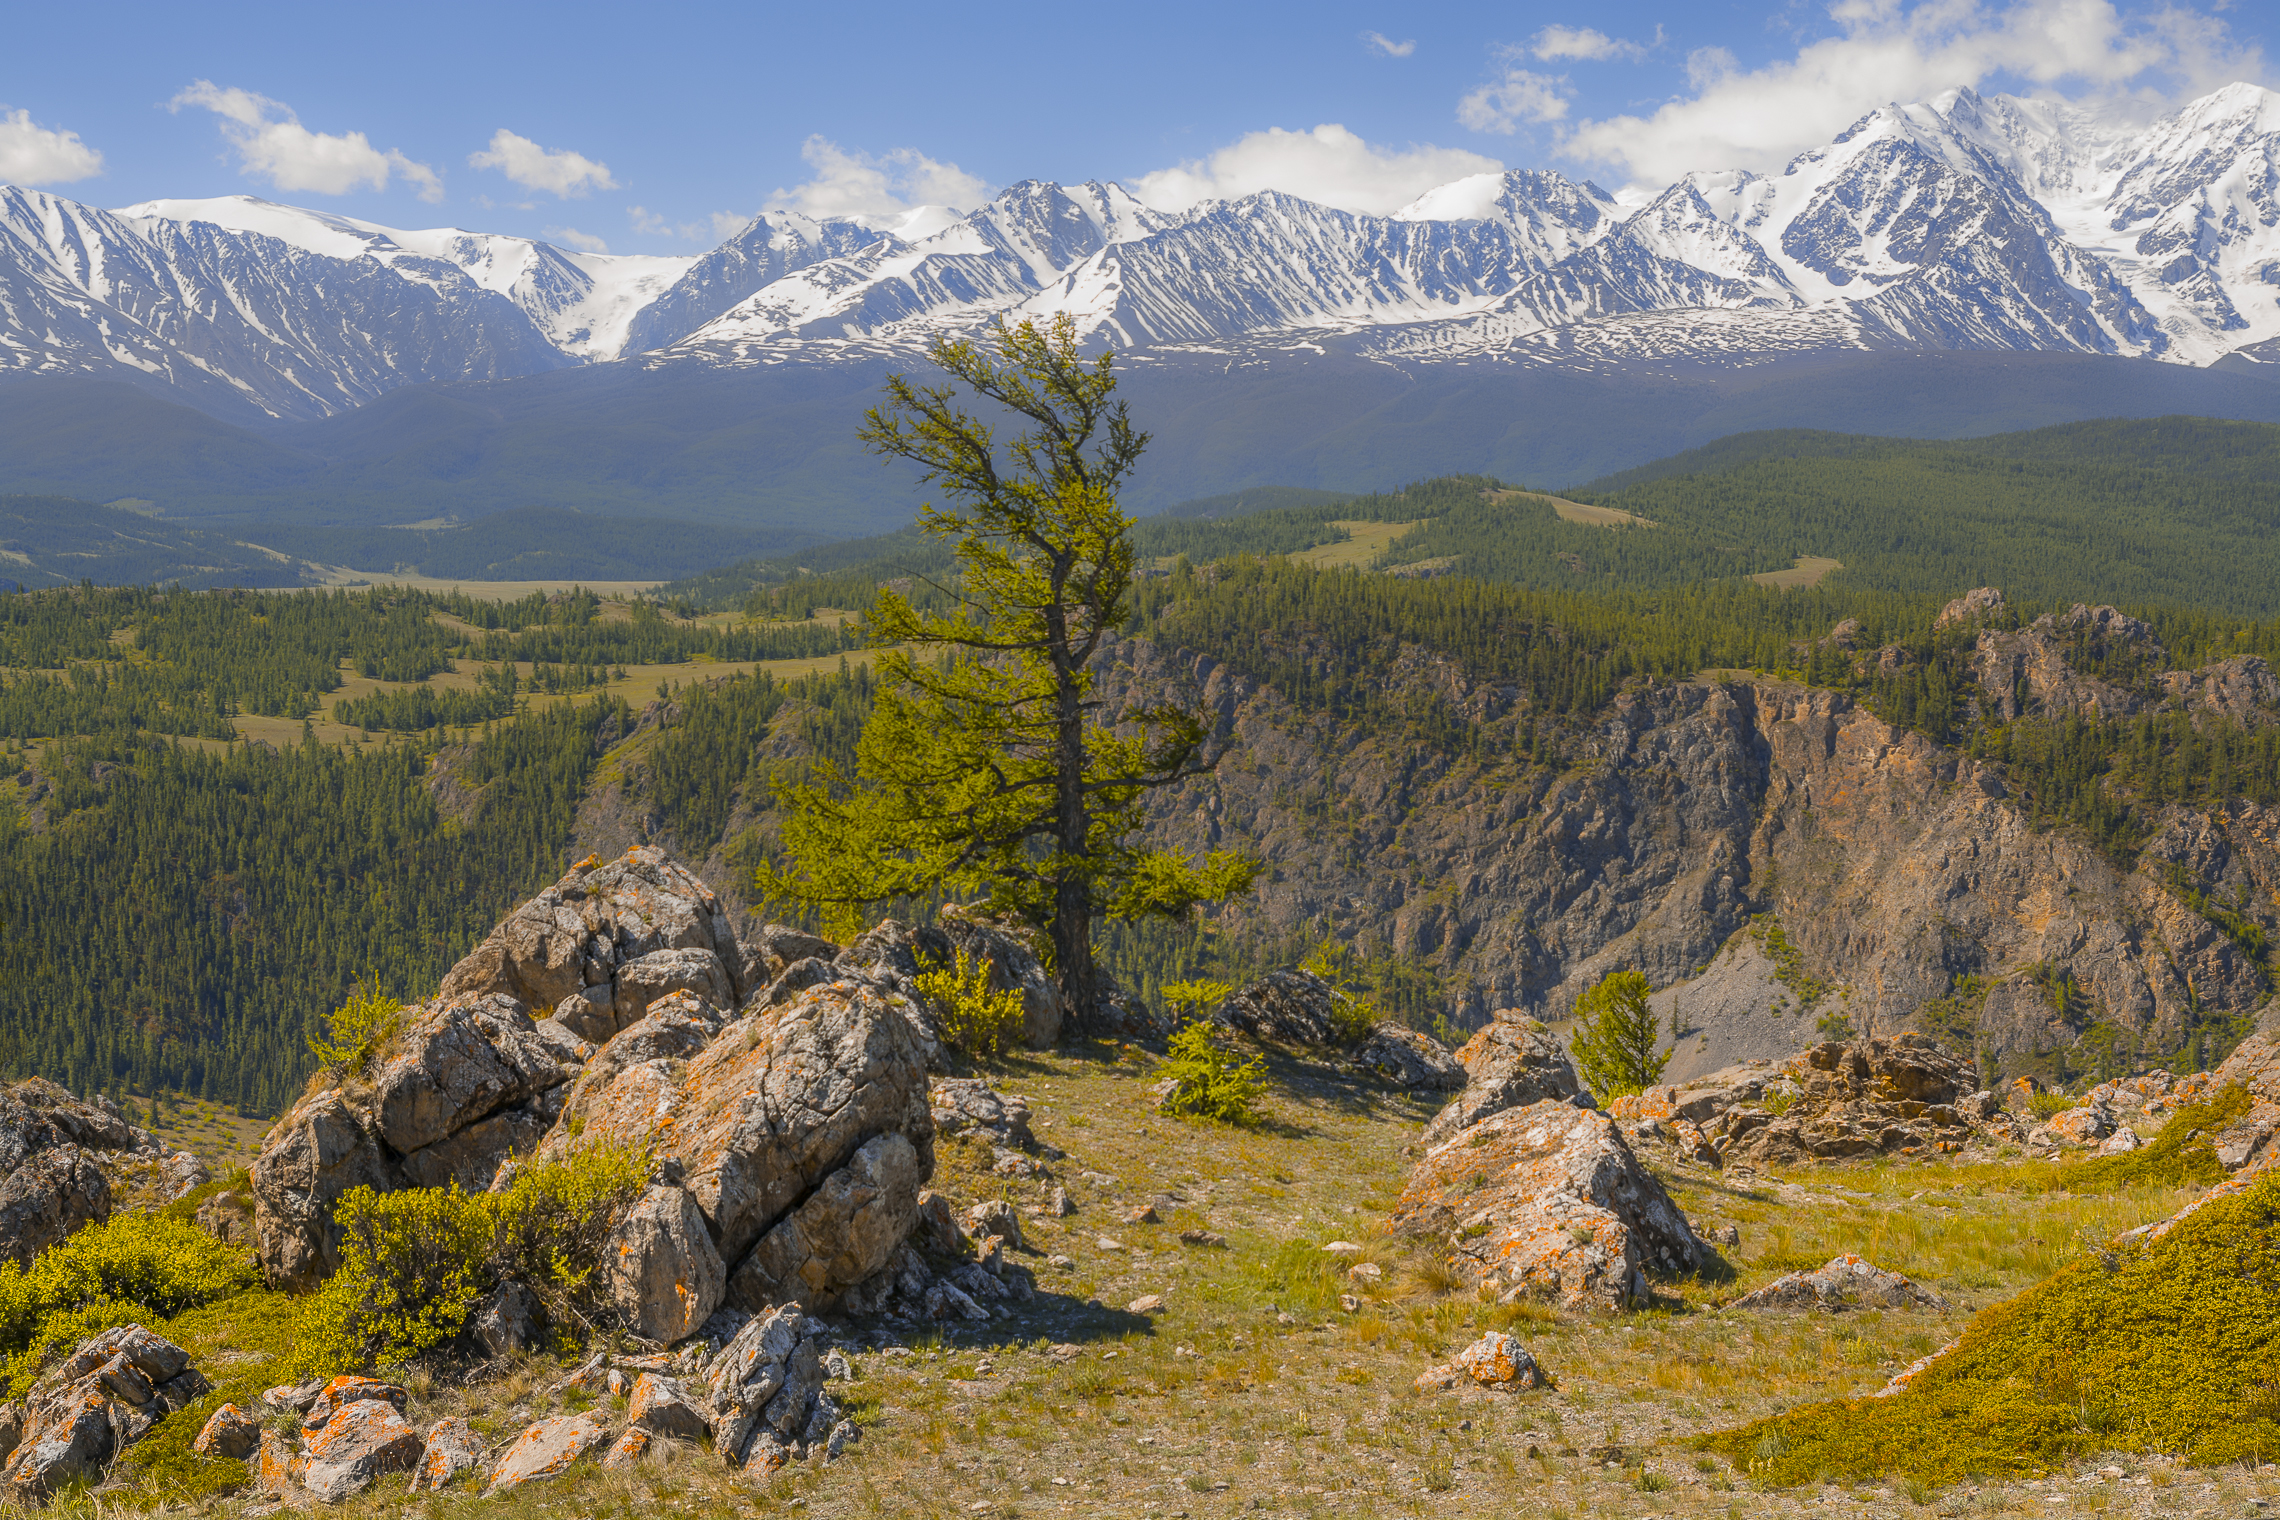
[1,82,2277,421]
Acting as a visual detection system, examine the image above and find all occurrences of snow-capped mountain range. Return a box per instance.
[4,82,2278,422]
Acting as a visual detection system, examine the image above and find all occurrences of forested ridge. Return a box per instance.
[10,418,2280,1111]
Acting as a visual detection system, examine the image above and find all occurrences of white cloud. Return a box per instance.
[1530,25,1654,62]
[1458,69,1575,133]
[763,136,988,224]
[1131,124,1503,215]
[545,226,609,253]
[469,129,616,198]
[0,108,104,184]
[169,81,441,201]
[1362,31,1417,58]
[1559,0,2272,187]
[627,204,739,241]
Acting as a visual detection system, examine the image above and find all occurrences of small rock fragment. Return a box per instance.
[1128,1294,1166,1315]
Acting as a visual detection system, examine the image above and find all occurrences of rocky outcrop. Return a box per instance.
[1727,1254,1948,1312]
[605,1184,727,1345]
[1391,1099,1709,1311]
[1214,969,1340,1044]
[0,1080,206,1268]
[1420,1015,1584,1148]
[1346,1026,1467,1090]
[704,1305,845,1472]
[1079,623,2280,1081]
[251,846,939,1348]
[1,1327,207,1503]
[440,847,753,1022]
[1715,1036,1998,1166]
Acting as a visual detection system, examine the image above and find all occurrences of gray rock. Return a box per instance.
[398,1105,550,1193]
[251,1091,397,1291]
[606,1184,727,1345]
[369,993,569,1155]
[299,1398,425,1502]
[472,1281,536,1358]
[758,924,840,969]
[1419,1015,1586,1149]
[1215,969,1340,1045]
[705,1306,833,1469]
[613,946,732,1027]
[965,1198,1023,1251]
[483,1408,615,1494]
[929,1080,1036,1149]
[754,956,837,1011]
[411,1416,486,1492]
[627,1372,711,1439]
[0,1144,109,1271]
[935,906,1063,1049]
[548,990,615,1043]
[1727,1254,1948,1312]
[558,979,933,1267]
[729,1132,924,1313]
[1346,1025,1466,1090]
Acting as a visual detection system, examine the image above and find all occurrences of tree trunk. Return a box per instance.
[1048,591,1097,1029]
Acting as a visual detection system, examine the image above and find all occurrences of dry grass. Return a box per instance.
[1749,555,1844,590]
[1292,521,1429,570]
[22,1040,2276,1520]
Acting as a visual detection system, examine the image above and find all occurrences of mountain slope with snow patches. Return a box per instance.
[2,83,2277,423]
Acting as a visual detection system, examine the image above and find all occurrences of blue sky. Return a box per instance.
[2,0,2271,253]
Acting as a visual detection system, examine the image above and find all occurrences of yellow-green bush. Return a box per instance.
[1701,1171,2280,1485]
[912,948,1027,1057]
[1157,1022,1268,1127]
[307,984,404,1076]
[2051,1084,2249,1193]
[0,1214,259,1394]
[294,1141,647,1374]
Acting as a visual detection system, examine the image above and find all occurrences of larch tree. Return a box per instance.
[759,314,1258,1024]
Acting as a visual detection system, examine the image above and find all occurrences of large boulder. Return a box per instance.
[440,846,752,1019]
[0,1147,108,1273]
[1214,969,1339,1045]
[604,1184,727,1345]
[1347,1026,1467,1091]
[0,1079,206,1267]
[704,1306,842,1471]
[612,947,734,1029]
[1,1327,205,1503]
[484,1409,616,1495]
[1718,1035,1985,1165]
[729,1132,924,1312]
[250,1092,397,1291]
[368,993,570,1155]
[1419,1014,1585,1148]
[298,1397,425,1503]
[1391,1099,1710,1311]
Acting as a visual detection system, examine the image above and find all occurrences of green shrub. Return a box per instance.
[1569,970,1668,1100]
[0,1213,259,1393]
[296,1183,493,1373]
[1700,1171,2280,1486]
[1157,1021,1268,1128]
[1160,978,1234,1027]
[2052,1084,2250,1194]
[293,1141,648,1375]
[911,948,1027,1057]
[307,984,404,1076]
[2026,1090,2076,1120]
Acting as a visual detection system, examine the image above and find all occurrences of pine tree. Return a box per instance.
[760,315,1258,1022]
[1569,969,1668,1100]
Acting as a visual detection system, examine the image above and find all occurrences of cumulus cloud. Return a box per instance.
[1559,0,2272,187]
[0,108,104,184]
[1131,124,1502,215]
[1530,25,1657,62]
[1362,31,1417,58]
[470,129,616,198]
[1458,69,1575,132]
[545,226,609,253]
[763,136,988,224]
[170,81,441,201]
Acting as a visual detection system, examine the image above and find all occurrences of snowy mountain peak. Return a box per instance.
[8,81,2280,419]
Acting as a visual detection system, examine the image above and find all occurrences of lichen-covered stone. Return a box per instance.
[729,1132,923,1313]
[483,1409,615,1495]
[605,1184,726,1345]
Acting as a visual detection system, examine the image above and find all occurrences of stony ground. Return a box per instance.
[23,1039,2280,1520]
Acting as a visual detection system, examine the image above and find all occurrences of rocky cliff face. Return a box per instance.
[571,600,2276,1086]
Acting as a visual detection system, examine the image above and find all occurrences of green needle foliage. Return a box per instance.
[760,315,1258,1020]
[1156,1021,1269,1128]
[1569,969,1669,1100]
